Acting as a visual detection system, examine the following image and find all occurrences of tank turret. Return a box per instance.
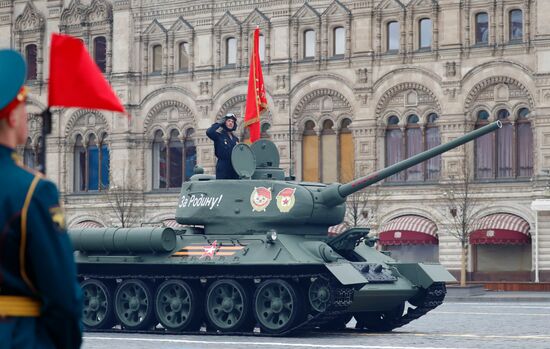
[175,121,502,235]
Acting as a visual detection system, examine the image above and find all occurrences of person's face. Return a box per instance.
[225,118,235,130]
[12,103,28,145]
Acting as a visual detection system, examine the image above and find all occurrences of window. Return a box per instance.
[475,12,489,44]
[260,122,271,139]
[93,36,106,73]
[304,30,315,58]
[475,107,532,179]
[333,27,345,56]
[385,116,403,182]
[321,120,337,183]
[152,44,162,73]
[302,121,319,182]
[25,44,37,80]
[339,118,354,182]
[178,42,189,71]
[509,9,523,41]
[406,115,422,181]
[387,21,400,52]
[419,18,432,49]
[425,113,441,180]
[475,109,493,179]
[153,129,196,189]
[74,133,109,191]
[385,114,440,182]
[259,34,265,62]
[517,108,533,177]
[23,137,42,170]
[226,37,236,65]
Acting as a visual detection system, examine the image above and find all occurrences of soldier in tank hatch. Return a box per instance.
[0,49,83,349]
[206,113,240,179]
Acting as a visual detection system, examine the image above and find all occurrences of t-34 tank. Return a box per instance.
[70,121,501,335]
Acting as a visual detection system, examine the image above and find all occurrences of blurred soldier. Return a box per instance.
[206,113,240,179]
[0,49,82,348]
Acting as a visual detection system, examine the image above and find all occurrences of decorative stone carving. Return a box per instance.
[293,88,353,120]
[15,2,45,32]
[276,75,287,90]
[445,61,456,77]
[200,81,210,95]
[356,68,368,84]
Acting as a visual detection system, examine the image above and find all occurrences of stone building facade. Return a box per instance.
[1,0,550,282]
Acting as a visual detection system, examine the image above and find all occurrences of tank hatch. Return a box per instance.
[231,143,256,179]
[250,140,285,180]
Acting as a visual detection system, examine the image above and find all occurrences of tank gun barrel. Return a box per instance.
[321,121,502,206]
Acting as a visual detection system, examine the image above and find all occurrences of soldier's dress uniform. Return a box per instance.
[206,114,240,179]
[0,49,82,349]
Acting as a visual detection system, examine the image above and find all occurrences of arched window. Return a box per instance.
[260,122,271,139]
[419,18,432,49]
[475,109,494,179]
[23,138,36,169]
[25,44,37,80]
[406,115,423,181]
[321,119,337,183]
[509,9,523,41]
[184,128,197,181]
[178,41,189,71]
[475,12,489,44]
[93,36,106,73]
[516,108,533,177]
[153,129,196,189]
[339,118,354,182]
[259,34,265,62]
[496,109,513,178]
[387,21,400,52]
[75,133,110,191]
[385,115,403,182]
[333,27,345,56]
[304,29,316,58]
[302,121,319,182]
[153,130,167,189]
[425,113,441,180]
[74,135,86,191]
[152,44,162,73]
[226,37,236,65]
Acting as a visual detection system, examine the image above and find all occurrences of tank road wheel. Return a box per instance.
[114,279,156,330]
[253,279,303,334]
[81,279,116,329]
[155,280,202,331]
[308,278,331,313]
[355,302,405,332]
[205,279,253,332]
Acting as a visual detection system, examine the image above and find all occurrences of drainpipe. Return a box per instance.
[535,210,539,283]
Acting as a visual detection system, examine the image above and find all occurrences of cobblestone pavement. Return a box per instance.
[82,301,550,349]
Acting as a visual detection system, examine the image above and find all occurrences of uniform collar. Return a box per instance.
[0,144,16,163]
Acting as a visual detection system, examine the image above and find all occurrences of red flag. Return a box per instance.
[244,28,267,143]
[48,33,126,113]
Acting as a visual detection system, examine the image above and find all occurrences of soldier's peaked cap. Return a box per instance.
[0,49,26,111]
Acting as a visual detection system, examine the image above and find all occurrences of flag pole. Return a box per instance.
[39,107,52,175]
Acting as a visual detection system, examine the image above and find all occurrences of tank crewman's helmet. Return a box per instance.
[0,49,28,120]
[222,112,238,131]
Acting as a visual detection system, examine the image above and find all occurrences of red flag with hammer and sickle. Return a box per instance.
[243,28,267,143]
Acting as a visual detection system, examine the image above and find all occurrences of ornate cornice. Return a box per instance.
[15,1,45,32]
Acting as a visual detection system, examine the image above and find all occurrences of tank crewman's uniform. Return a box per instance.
[206,113,240,179]
[0,49,82,349]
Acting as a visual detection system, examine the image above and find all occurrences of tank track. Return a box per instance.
[81,271,355,337]
[354,282,447,332]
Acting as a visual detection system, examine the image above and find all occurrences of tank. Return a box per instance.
[70,121,501,335]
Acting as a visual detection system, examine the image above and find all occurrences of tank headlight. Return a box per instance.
[266,230,277,244]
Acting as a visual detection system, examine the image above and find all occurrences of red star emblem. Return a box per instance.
[201,240,218,259]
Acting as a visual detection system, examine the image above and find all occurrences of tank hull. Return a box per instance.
[71,228,453,334]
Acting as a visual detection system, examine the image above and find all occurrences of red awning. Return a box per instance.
[328,223,350,236]
[163,219,185,229]
[72,220,103,228]
[470,213,531,245]
[378,215,438,245]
